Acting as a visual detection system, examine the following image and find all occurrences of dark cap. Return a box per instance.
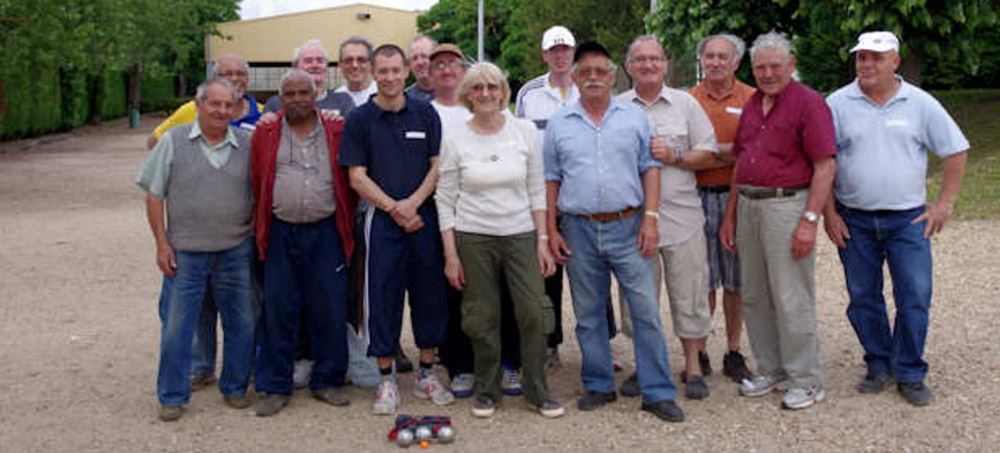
[574,41,611,63]
[430,43,465,61]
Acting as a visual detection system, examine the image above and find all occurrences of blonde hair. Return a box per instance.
[457,62,511,112]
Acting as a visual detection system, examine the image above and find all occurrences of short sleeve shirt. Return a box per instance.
[543,98,661,215]
[339,95,442,203]
[619,86,718,246]
[689,80,756,187]
[826,77,969,210]
[733,81,836,187]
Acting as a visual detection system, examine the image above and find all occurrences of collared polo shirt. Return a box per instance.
[272,113,336,223]
[733,80,836,188]
[137,120,242,198]
[340,95,442,202]
[543,97,661,216]
[826,77,969,210]
[619,86,717,246]
[515,72,580,130]
[689,79,756,187]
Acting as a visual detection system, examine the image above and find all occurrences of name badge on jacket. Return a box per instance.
[405,131,426,139]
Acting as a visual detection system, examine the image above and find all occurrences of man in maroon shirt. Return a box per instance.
[719,31,836,411]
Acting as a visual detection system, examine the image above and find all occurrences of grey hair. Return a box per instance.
[339,36,374,61]
[195,78,238,103]
[750,31,792,61]
[292,39,329,66]
[696,34,746,65]
[213,54,250,75]
[278,69,317,96]
[409,34,438,49]
[625,35,666,63]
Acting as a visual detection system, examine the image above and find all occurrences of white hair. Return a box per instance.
[696,34,746,65]
[292,39,329,66]
[195,78,238,103]
[278,69,317,96]
[213,54,250,75]
[750,31,792,61]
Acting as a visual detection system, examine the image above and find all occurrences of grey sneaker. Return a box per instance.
[472,396,496,418]
[312,387,350,406]
[255,393,290,417]
[528,399,565,418]
[373,379,399,415]
[158,404,183,422]
[414,371,454,406]
[782,384,825,410]
[190,373,216,392]
[501,367,523,396]
[898,381,933,406]
[685,374,709,400]
[450,373,475,398]
[740,375,781,397]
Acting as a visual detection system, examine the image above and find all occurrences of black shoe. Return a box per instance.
[722,351,752,383]
[619,373,640,398]
[857,372,895,394]
[640,399,685,422]
[684,374,709,400]
[898,381,933,406]
[577,391,616,411]
[394,347,414,374]
[698,351,712,376]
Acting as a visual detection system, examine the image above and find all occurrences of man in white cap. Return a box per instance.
[513,25,580,368]
[824,31,968,406]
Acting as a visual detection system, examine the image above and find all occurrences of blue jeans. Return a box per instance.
[836,203,932,383]
[560,213,677,403]
[156,238,256,405]
[255,216,349,395]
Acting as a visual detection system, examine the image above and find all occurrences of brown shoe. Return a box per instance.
[223,393,255,409]
[158,404,183,422]
[312,387,350,406]
[190,373,217,392]
[255,393,290,417]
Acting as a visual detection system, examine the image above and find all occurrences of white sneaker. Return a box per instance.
[414,371,455,406]
[740,375,781,397]
[292,359,314,389]
[372,379,399,415]
[450,373,475,398]
[501,367,523,396]
[782,384,825,410]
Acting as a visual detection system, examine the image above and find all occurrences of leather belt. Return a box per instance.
[699,185,730,194]
[575,206,640,223]
[737,186,808,200]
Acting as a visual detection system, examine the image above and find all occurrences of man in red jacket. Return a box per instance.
[250,69,358,417]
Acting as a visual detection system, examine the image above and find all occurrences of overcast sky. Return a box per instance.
[238,0,440,20]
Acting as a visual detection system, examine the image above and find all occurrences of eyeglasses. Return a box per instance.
[433,61,464,71]
[300,56,327,65]
[340,56,369,66]
[629,56,666,64]
[217,71,249,78]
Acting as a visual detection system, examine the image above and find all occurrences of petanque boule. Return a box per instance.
[436,425,456,444]
[395,428,415,448]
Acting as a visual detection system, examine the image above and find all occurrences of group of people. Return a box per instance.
[138,24,968,424]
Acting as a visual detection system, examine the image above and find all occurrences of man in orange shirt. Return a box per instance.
[688,34,755,383]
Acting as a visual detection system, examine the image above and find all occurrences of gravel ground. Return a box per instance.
[1,117,998,453]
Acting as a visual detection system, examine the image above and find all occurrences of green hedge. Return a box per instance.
[1,68,180,141]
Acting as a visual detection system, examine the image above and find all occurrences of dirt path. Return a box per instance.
[1,117,998,452]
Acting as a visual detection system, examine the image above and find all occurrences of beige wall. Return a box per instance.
[208,4,420,91]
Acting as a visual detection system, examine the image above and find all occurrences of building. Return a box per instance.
[208,3,422,94]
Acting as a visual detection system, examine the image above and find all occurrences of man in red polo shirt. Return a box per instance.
[719,31,836,410]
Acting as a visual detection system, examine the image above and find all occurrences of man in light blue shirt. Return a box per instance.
[543,41,683,422]
[824,31,969,407]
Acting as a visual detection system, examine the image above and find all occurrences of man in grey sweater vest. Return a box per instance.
[137,78,257,422]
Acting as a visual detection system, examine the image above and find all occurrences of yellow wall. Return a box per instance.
[209,4,420,63]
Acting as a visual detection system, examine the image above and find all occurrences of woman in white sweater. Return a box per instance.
[435,62,563,419]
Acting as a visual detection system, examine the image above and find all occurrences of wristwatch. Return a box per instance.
[802,211,820,223]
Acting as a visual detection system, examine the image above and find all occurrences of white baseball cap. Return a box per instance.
[542,26,576,51]
[850,31,900,53]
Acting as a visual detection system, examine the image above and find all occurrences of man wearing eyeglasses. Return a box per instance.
[617,35,718,401]
[335,36,378,107]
